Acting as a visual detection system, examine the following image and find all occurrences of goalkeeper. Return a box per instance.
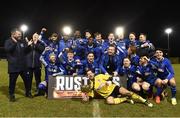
[81,69,153,107]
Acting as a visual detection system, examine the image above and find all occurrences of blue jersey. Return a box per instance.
[103,40,127,59]
[73,38,87,60]
[126,39,138,48]
[119,65,138,89]
[39,32,60,53]
[81,60,100,75]
[45,63,64,81]
[100,53,122,74]
[38,31,48,47]
[48,41,59,53]
[84,44,102,63]
[40,50,60,82]
[95,40,104,48]
[102,40,116,52]
[152,58,174,80]
[116,39,127,50]
[61,59,83,75]
[40,49,59,67]
[137,62,157,85]
[130,54,140,66]
[58,38,72,53]
[116,45,128,60]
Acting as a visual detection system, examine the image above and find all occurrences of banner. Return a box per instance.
[48,75,127,99]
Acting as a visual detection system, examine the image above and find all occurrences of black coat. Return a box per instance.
[4,38,28,73]
[25,41,45,68]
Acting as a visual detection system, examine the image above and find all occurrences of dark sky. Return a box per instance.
[0,0,179,56]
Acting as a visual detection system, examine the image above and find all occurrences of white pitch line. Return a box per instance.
[93,100,101,117]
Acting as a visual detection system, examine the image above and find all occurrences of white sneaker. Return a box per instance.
[145,101,153,107]
[171,98,177,105]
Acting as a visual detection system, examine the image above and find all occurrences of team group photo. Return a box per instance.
[0,0,179,117]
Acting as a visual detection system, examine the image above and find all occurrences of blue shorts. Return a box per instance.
[145,78,156,86]
[158,74,174,80]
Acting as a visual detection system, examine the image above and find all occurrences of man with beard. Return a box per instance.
[5,28,32,102]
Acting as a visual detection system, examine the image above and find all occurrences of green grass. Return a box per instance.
[0,60,180,117]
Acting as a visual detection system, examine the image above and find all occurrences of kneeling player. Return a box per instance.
[82,70,153,107]
[135,56,157,99]
[119,58,139,92]
[36,53,64,97]
[154,49,177,105]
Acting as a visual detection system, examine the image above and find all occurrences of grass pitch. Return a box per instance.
[0,60,179,117]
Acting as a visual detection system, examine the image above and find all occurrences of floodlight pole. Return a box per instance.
[22,31,25,39]
[167,33,170,57]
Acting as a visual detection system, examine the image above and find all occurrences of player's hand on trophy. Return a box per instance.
[82,93,89,102]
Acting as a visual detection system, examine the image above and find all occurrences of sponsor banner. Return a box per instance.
[48,75,127,99]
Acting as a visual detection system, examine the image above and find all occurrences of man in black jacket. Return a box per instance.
[25,33,45,95]
[4,28,32,102]
[136,33,155,58]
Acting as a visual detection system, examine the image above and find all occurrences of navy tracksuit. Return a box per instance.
[25,41,45,92]
[4,38,30,96]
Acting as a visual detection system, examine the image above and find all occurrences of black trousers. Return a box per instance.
[27,67,41,91]
[9,71,30,96]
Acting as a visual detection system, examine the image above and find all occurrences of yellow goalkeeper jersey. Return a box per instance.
[91,74,116,98]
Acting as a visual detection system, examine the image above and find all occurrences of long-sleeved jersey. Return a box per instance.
[84,44,102,63]
[89,74,116,98]
[40,49,59,67]
[116,39,127,50]
[100,53,122,74]
[129,54,140,66]
[119,65,138,89]
[45,63,64,81]
[152,57,175,80]
[126,39,139,48]
[61,59,83,75]
[81,60,100,75]
[137,62,157,85]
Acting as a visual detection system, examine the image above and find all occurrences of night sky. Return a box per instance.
[0,0,179,56]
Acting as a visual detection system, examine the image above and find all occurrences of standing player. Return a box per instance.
[127,45,140,66]
[100,45,122,76]
[126,32,138,48]
[136,33,155,58]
